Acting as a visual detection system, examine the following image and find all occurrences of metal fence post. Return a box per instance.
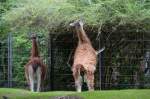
[48,33,53,90]
[8,33,13,88]
[98,37,102,90]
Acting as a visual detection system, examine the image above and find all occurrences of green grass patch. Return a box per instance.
[0,88,150,99]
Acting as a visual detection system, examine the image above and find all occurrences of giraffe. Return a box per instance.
[25,34,46,92]
[70,20,104,92]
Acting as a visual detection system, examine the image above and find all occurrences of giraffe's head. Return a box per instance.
[70,19,84,28]
[30,33,37,39]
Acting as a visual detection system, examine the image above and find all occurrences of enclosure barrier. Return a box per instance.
[0,31,150,91]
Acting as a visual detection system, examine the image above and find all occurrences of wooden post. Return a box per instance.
[8,33,13,88]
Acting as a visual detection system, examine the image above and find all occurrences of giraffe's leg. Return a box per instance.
[86,71,94,91]
[36,67,41,92]
[73,67,82,92]
[28,66,34,92]
[25,67,29,85]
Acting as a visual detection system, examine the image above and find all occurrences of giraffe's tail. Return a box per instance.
[96,46,105,55]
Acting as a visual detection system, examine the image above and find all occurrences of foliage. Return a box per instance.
[1,0,150,35]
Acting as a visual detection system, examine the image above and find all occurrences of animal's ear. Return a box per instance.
[31,33,36,37]
[78,19,84,27]
[70,20,77,27]
[27,32,32,39]
[30,33,37,39]
[70,19,84,27]
[70,22,75,27]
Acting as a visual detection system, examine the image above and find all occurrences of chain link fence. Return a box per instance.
[0,31,150,91]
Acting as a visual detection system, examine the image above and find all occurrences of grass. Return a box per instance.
[0,88,150,99]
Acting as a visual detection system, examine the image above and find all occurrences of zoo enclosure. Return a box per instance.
[0,30,150,91]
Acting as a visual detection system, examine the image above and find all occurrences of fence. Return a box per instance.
[0,33,49,90]
[0,31,150,91]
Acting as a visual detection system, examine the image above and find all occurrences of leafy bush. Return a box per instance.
[1,0,150,34]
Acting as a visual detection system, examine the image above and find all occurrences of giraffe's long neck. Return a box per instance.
[76,26,91,44]
[31,39,39,58]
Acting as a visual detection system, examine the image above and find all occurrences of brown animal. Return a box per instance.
[25,34,46,92]
[70,20,104,92]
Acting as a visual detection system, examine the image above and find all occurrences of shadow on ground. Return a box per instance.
[51,95,83,99]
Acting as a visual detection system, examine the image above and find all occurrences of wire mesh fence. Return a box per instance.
[0,31,150,91]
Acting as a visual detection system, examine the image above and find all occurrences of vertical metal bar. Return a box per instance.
[48,33,53,90]
[7,33,10,87]
[98,37,101,90]
[8,33,13,88]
